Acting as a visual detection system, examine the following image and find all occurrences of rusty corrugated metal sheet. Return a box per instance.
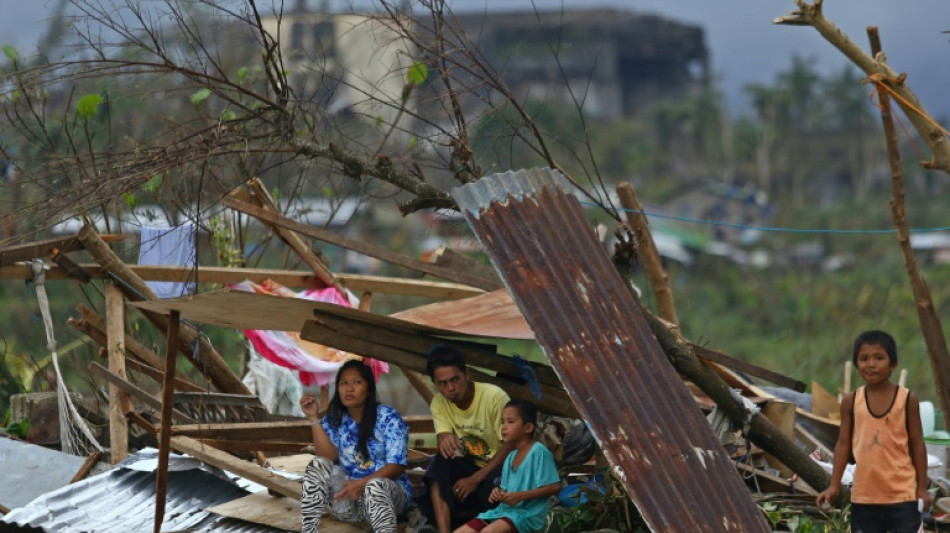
[453,168,769,533]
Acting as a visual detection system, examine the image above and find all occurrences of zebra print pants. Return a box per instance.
[301,456,409,533]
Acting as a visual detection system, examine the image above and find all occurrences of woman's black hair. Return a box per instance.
[325,360,378,459]
[505,399,539,435]
[425,344,467,379]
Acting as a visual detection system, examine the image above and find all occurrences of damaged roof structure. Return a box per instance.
[0,173,843,532]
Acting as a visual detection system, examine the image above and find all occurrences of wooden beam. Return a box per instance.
[172,416,435,442]
[125,358,206,393]
[308,312,561,388]
[0,264,485,299]
[170,435,302,499]
[221,196,501,291]
[77,224,249,395]
[301,320,579,417]
[69,305,205,391]
[0,233,128,266]
[155,309,180,533]
[230,179,345,294]
[196,439,311,453]
[70,451,104,483]
[430,246,501,289]
[106,283,131,464]
[691,343,807,393]
[88,362,197,424]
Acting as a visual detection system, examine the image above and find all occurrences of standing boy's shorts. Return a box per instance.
[851,501,921,533]
[466,518,518,532]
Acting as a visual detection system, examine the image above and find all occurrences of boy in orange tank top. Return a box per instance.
[816,330,931,533]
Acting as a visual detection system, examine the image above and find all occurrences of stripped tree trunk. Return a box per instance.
[868,27,950,429]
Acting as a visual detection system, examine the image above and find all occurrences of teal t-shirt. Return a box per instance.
[477,442,560,533]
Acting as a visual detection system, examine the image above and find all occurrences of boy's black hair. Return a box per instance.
[325,360,378,459]
[852,329,898,366]
[505,399,539,431]
[425,344,467,379]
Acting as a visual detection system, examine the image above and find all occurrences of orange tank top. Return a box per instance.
[850,385,917,504]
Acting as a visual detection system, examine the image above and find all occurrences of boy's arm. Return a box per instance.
[816,392,854,508]
[906,392,933,509]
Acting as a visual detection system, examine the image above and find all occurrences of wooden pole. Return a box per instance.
[616,182,679,326]
[154,310,180,533]
[106,283,131,464]
[868,26,950,430]
[221,196,502,291]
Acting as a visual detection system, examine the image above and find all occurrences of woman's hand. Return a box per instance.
[336,478,368,501]
[300,394,320,421]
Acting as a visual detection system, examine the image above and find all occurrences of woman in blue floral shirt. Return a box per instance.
[300,360,412,532]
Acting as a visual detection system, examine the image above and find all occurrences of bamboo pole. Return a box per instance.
[868,26,950,430]
[154,310,180,533]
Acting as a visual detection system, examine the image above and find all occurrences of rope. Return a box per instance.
[864,72,950,166]
[582,202,950,235]
[29,260,104,456]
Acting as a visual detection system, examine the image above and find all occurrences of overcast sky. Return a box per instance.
[3,0,949,115]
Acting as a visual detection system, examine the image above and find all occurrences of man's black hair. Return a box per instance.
[425,344,467,379]
[852,329,898,366]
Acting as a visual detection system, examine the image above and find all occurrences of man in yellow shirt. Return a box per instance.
[421,345,513,532]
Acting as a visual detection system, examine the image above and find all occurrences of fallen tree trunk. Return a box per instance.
[643,307,835,496]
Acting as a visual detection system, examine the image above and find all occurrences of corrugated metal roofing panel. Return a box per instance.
[0,437,86,510]
[1,451,289,533]
[453,168,770,532]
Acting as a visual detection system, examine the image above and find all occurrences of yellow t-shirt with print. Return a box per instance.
[431,382,510,467]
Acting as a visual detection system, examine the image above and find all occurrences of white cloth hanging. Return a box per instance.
[138,224,196,299]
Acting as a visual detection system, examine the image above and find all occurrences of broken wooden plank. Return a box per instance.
[70,451,104,483]
[309,312,561,389]
[221,196,501,291]
[691,343,806,393]
[207,491,303,532]
[172,417,435,443]
[430,246,502,289]
[124,358,206,393]
[196,439,310,453]
[811,381,840,420]
[230,179,345,294]
[77,224,250,395]
[0,233,128,266]
[0,264,485,299]
[88,362,197,424]
[169,435,302,499]
[735,462,817,496]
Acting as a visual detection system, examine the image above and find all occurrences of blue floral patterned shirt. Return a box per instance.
[321,404,413,502]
